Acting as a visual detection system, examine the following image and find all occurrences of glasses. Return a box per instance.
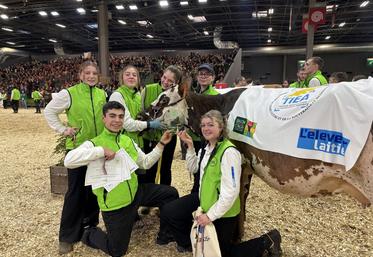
[198,72,212,77]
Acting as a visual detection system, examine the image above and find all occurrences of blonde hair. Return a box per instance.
[201,110,228,139]
[118,65,140,87]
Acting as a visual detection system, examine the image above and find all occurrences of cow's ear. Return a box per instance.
[179,76,192,98]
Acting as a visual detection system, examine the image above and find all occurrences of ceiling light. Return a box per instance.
[137,20,150,26]
[267,39,271,43]
[180,1,188,5]
[252,11,267,18]
[129,5,138,10]
[146,34,154,38]
[191,16,206,22]
[91,9,98,12]
[198,0,207,3]
[118,19,127,25]
[203,31,209,35]
[339,22,346,27]
[268,8,274,14]
[116,5,124,10]
[51,11,59,16]
[0,4,8,9]
[6,41,15,45]
[49,39,57,43]
[159,1,169,7]
[56,23,66,28]
[86,23,98,29]
[18,29,30,34]
[39,11,48,16]
[325,35,331,40]
[326,4,338,12]
[187,14,194,20]
[268,27,272,32]
[77,8,86,14]
[2,27,13,32]
[76,0,82,2]
[0,14,8,19]
[95,37,99,40]
[360,1,369,7]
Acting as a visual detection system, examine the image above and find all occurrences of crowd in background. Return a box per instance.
[0,51,235,108]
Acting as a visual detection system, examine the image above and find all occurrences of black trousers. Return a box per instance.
[59,166,99,243]
[34,100,41,113]
[11,100,19,113]
[161,193,269,257]
[85,183,179,257]
[139,135,177,185]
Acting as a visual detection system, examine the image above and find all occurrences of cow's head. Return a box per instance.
[138,78,191,130]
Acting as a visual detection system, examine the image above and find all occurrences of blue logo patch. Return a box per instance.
[297,128,350,156]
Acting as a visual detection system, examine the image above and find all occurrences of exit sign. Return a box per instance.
[367,58,373,67]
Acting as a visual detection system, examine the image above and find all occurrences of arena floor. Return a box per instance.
[0,108,372,257]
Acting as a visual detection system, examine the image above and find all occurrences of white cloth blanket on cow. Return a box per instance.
[227,77,373,171]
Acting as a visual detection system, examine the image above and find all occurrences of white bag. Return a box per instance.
[190,207,222,257]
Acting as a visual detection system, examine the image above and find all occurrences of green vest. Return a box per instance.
[142,83,163,141]
[11,88,21,100]
[91,128,139,211]
[304,70,328,87]
[289,81,306,88]
[201,84,219,96]
[116,86,144,148]
[65,83,106,150]
[32,90,42,100]
[189,84,220,141]
[200,139,240,218]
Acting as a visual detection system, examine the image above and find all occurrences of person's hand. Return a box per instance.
[103,148,116,160]
[148,120,165,130]
[196,214,211,226]
[160,130,173,145]
[177,130,193,149]
[63,127,78,138]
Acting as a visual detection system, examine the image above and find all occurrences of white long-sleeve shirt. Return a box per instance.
[44,89,71,134]
[185,144,242,222]
[109,92,148,132]
[64,140,163,170]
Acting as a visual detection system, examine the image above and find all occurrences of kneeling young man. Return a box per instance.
[64,101,179,257]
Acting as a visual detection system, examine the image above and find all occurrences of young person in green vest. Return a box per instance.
[303,56,328,87]
[10,85,21,113]
[289,67,307,88]
[31,86,43,113]
[44,61,107,254]
[64,101,179,257]
[109,65,163,150]
[188,63,220,193]
[140,65,182,185]
[160,110,282,257]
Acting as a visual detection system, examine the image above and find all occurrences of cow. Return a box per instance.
[138,82,373,238]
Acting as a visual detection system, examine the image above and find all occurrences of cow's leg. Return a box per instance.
[233,163,254,243]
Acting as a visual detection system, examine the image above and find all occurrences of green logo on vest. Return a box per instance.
[209,157,217,167]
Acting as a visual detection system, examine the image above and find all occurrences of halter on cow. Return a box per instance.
[138,81,373,238]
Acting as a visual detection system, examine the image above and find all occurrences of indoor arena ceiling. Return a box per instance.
[0,0,372,54]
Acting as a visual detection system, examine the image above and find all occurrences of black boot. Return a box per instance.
[262,229,282,257]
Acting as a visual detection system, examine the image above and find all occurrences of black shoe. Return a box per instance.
[176,244,192,253]
[263,229,282,257]
[156,232,175,245]
[81,226,100,249]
